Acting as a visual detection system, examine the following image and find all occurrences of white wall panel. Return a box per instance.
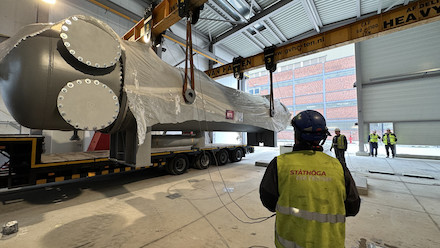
[358,21,440,83]
[362,77,440,123]
[394,122,440,146]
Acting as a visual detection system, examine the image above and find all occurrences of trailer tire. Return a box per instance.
[194,152,211,170]
[230,148,243,162]
[216,149,229,166]
[167,154,189,175]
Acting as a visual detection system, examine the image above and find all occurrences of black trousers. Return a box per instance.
[369,142,378,156]
[385,144,396,157]
[335,149,346,165]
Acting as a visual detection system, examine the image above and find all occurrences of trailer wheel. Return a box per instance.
[194,152,211,170]
[230,148,243,162]
[216,149,229,166]
[167,154,189,175]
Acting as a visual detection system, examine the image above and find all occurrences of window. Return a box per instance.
[369,123,393,137]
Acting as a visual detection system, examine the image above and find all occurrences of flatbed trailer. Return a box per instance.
[0,135,254,189]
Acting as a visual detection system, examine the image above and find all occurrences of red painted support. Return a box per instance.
[87,132,110,151]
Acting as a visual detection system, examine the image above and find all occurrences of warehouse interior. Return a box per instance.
[0,0,439,247]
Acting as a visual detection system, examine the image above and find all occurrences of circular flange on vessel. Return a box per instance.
[60,16,121,68]
[57,79,120,130]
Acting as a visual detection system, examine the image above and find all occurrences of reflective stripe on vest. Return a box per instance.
[276,205,346,223]
[337,135,346,149]
[276,230,303,248]
[369,134,378,143]
[276,151,346,248]
[383,134,396,145]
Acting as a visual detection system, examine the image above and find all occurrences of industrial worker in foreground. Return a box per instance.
[383,128,397,158]
[368,130,380,157]
[331,128,348,165]
[259,110,361,248]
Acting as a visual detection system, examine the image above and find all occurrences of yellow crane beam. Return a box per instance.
[205,0,440,78]
[123,0,207,41]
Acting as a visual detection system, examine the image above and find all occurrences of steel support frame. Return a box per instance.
[251,27,272,46]
[213,0,299,43]
[301,0,322,33]
[204,3,235,26]
[221,0,249,23]
[265,18,288,42]
[261,21,284,44]
[207,0,238,22]
[242,32,264,50]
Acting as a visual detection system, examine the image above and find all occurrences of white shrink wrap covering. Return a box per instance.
[122,41,291,144]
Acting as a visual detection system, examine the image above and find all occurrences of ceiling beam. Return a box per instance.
[215,43,238,58]
[164,31,229,64]
[251,27,272,46]
[377,0,383,14]
[307,0,323,27]
[204,4,235,25]
[243,32,265,50]
[261,21,283,44]
[175,20,210,44]
[301,0,322,33]
[239,0,262,14]
[356,0,361,18]
[265,18,287,42]
[384,0,403,12]
[207,1,238,22]
[250,0,262,12]
[221,0,249,22]
[213,0,299,43]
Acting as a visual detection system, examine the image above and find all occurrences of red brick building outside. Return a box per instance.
[247,55,358,143]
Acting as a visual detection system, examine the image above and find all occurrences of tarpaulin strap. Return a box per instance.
[183,16,195,102]
[264,46,277,117]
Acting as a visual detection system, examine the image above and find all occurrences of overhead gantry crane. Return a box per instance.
[205,0,440,79]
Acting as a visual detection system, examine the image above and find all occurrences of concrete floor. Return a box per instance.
[0,147,439,248]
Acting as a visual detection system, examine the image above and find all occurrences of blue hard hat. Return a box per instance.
[291,110,331,141]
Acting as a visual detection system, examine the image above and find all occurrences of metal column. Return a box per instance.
[355,43,368,155]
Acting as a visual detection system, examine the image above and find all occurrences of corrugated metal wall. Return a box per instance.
[357,20,440,146]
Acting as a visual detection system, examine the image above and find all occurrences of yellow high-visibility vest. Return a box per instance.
[383,133,396,145]
[369,134,379,143]
[276,151,346,248]
[336,135,346,149]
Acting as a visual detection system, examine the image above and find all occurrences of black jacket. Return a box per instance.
[259,143,361,216]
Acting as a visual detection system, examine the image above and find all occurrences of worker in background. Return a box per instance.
[368,130,380,157]
[330,128,348,165]
[383,128,397,158]
[260,110,360,248]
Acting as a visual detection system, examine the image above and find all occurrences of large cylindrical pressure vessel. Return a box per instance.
[0,15,291,145]
[0,16,127,131]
